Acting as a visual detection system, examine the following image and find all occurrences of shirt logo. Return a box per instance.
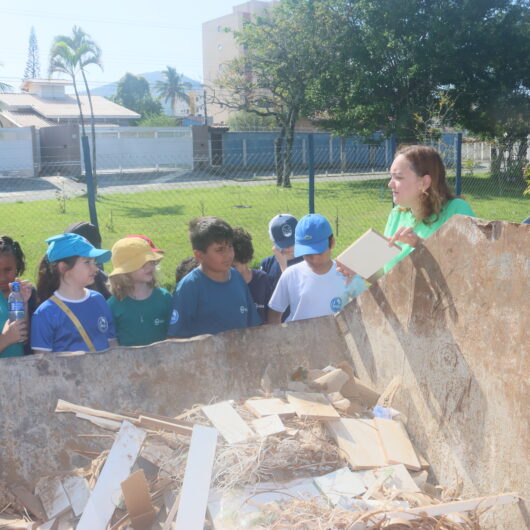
[304,235,312,240]
[240,305,248,314]
[170,309,179,324]
[97,316,109,333]
[154,318,165,326]
[281,224,293,237]
[330,297,343,312]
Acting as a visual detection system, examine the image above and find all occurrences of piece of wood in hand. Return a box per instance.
[252,414,286,437]
[326,418,386,469]
[286,392,340,420]
[34,477,71,520]
[202,401,254,444]
[373,418,421,471]
[313,369,349,393]
[244,398,295,418]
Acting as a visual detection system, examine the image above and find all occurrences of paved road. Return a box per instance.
[0,170,390,204]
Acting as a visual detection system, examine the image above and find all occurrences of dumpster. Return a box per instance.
[0,216,528,528]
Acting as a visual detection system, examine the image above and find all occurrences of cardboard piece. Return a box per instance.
[121,470,156,530]
[313,369,349,393]
[77,421,146,530]
[373,418,421,471]
[61,476,90,517]
[34,477,70,520]
[336,228,400,279]
[286,392,340,420]
[313,467,366,508]
[326,418,386,469]
[251,414,286,437]
[244,398,295,418]
[202,401,254,444]
[170,425,218,530]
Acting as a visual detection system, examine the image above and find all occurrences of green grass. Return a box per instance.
[2,176,528,291]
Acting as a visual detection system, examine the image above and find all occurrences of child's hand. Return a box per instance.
[2,318,27,345]
[387,227,422,248]
[12,278,33,303]
[336,260,356,285]
[272,245,289,272]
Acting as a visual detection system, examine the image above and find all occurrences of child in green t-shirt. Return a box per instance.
[107,237,172,346]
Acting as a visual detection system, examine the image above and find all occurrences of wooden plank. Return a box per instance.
[61,476,90,517]
[336,228,400,280]
[202,401,254,444]
[251,414,286,437]
[138,415,193,436]
[382,492,519,521]
[76,421,146,530]
[170,425,217,530]
[244,398,296,418]
[313,369,349,393]
[34,477,70,520]
[121,470,156,530]
[373,418,421,471]
[286,392,340,420]
[130,411,194,429]
[326,418,386,469]
[55,399,132,423]
[75,412,121,431]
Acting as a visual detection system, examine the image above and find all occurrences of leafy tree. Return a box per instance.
[212,0,327,186]
[155,66,191,116]
[50,26,102,182]
[138,114,180,126]
[227,110,277,131]
[23,27,41,79]
[111,73,162,118]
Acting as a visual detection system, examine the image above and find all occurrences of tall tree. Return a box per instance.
[212,0,327,186]
[111,73,162,118]
[23,27,41,79]
[155,66,191,116]
[50,26,102,182]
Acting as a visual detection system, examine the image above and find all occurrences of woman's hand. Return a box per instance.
[336,260,356,285]
[12,279,33,304]
[388,227,422,248]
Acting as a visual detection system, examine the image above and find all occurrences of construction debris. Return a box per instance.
[0,363,519,529]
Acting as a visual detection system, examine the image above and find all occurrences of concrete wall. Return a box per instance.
[337,216,529,528]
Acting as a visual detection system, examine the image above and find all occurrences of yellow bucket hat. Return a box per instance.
[109,237,163,276]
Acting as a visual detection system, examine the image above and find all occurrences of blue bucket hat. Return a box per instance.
[45,233,111,263]
[294,214,333,257]
[269,214,298,250]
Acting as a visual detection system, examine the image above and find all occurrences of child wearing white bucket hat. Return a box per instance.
[107,237,172,346]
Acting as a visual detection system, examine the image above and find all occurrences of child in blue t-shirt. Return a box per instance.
[31,233,116,353]
[167,217,261,338]
[107,236,172,346]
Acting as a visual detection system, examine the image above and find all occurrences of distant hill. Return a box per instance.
[87,71,202,98]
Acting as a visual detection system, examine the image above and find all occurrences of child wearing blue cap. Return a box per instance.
[31,233,116,353]
[268,214,366,323]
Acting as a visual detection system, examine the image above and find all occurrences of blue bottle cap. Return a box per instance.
[11,282,20,292]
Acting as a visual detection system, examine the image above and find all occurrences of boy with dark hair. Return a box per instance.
[268,214,366,323]
[175,256,199,285]
[232,227,273,323]
[168,217,261,338]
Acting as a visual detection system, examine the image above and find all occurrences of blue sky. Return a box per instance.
[0,0,239,91]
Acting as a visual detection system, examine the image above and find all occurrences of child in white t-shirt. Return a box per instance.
[267,214,366,323]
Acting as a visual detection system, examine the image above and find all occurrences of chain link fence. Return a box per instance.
[0,126,528,290]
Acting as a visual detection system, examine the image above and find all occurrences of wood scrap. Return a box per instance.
[373,417,421,471]
[251,414,286,437]
[377,376,402,408]
[9,484,47,521]
[171,425,218,530]
[75,412,121,431]
[286,392,340,420]
[55,399,132,423]
[313,467,366,507]
[313,369,349,393]
[76,421,146,530]
[137,415,192,436]
[34,477,70,520]
[202,401,254,444]
[244,397,296,418]
[140,441,181,476]
[326,418,386,469]
[61,476,90,517]
[121,470,156,530]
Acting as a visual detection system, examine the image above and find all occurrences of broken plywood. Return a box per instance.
[244,398,295,418]
[313,467,366,508]
[286,392,340,420]
[34,477,70,520]
[251,414,286,437]
[62,476,90,517]
[202,401,254,444]
[313,369,349,393]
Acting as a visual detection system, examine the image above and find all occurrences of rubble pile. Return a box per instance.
[0,363,518,529]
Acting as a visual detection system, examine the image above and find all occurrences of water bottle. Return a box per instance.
[8,282,25,333]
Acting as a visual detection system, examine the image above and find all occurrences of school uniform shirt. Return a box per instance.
[168,267,262,338]
[260,254,304,290]
[107,287,172,347]
[268,260,366,322]
[31,289,115,353]
[247,269,273,323]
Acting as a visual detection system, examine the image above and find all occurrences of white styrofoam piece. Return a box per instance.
[313,467,366,508]
[76,421,146,530]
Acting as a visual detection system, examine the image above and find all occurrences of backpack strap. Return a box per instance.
[50,295,96,353]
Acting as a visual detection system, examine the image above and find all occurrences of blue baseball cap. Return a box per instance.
[294,214,333,257]
[269,214,298,249]
[45,233,111,263]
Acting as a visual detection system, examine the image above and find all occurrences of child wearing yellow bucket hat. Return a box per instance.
[107,237,172,346]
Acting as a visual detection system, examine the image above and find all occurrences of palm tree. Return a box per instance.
[49,27,102,182]
[155,66,192,116]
